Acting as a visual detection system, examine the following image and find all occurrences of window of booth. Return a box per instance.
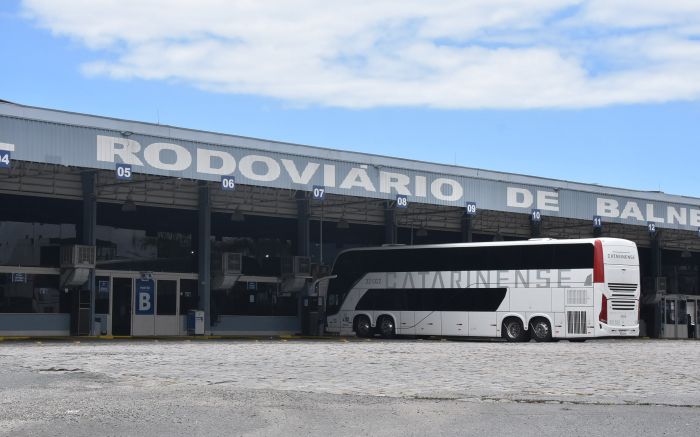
[0,273,67,313]
[0,222,77,267]
[212,282,297,316]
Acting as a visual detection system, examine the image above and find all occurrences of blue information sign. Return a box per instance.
[98,280,109,297]
[247,282,257,291]
[221,176,236,191]
[11,273,26,283]
[396,195,408,209]
[648,222,656,235]
[312,185,325,200]
[531,209,542,223]
[115,163,132,180]
[134,278,155,315]
[593,215,602,229]
[0,151,10,169]
[465,201,477,216]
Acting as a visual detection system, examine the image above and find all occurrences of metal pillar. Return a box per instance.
[296,191,310,256]
[461,216,473,242]
[384,202,397,244]
[81,171,97,335]
[198,181,212,333]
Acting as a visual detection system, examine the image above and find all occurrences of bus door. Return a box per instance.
[442,311,468,336]
[469,312,497,337]
[414,290,441,336]
[397,291,415,335]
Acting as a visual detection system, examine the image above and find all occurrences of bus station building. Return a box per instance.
[0,101,698,339]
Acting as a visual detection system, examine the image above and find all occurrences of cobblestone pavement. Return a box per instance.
[1,338,698,406]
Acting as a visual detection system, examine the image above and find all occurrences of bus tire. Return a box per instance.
[354,315,373,338]
[530,318,553,342]
[377,316,396,339]
[502,318,527,342]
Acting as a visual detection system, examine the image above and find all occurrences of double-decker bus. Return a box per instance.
[324,238,639,342]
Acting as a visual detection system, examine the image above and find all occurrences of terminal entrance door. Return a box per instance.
[96,271,197,337]
[661,296,688,339]
[112,277,132,336]
[132,275,182,336]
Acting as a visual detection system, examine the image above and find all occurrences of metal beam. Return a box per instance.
[198,181,212,333]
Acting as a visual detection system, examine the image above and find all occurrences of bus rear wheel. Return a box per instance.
[530,318,553,342]
[355,316,373,338]
[502,318,528,342]
[378,316,396,339]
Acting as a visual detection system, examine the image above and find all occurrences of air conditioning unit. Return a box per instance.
[59,245,96,288]
[211,252,242,290]
[60,245,96,268]
[212,252,242,275]
[281,256,311,277]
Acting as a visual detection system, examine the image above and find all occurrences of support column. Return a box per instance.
[296,191,310,256]
[461,216,473,243]
[198,181,212,333]
[384,202,397,244]
[81,171,97,335]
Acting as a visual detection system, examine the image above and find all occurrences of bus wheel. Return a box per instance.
[378,316,396,339]
[530,318,553,342]
[355,316,373,338]
[502,318,527,342]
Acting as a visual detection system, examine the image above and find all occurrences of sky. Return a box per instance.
[2,0,699,198]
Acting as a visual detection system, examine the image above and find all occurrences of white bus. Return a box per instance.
[324,238,640,342]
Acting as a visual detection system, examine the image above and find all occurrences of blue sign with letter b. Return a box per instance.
[135,279,154,315]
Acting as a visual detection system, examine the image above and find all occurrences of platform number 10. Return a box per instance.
[396,195,408,208]
[531,209,542,223]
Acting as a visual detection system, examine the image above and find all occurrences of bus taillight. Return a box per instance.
[594,239,605,283]
[599,294,608,324]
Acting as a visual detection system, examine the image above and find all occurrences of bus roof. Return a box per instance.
[334,237,635,258]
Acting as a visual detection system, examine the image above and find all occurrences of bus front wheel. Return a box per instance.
[530,318,553,342]
[355,316,373,338]
[502,318,528,342]
[378,316,396,339]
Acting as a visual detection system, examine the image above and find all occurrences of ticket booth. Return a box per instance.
[94,271,199,336]
[660,294,699,339]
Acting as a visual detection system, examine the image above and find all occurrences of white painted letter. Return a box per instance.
[690,209,700,227]
[143,143,191,171]
[646,204,664,223]
[667,207,687,226]
[507,187,533,208]
[597,198,619,218]
[239,155,281,182]
[323,164,336,187]
[620,201,644,221]
[537,191,559,212]
[97,135,143,165]
[431,178,463,201]
[281,159,320,184]
[196,148,236,175]
[379,171,411,195]
[414,175,427,197]
[339,166,376,192]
